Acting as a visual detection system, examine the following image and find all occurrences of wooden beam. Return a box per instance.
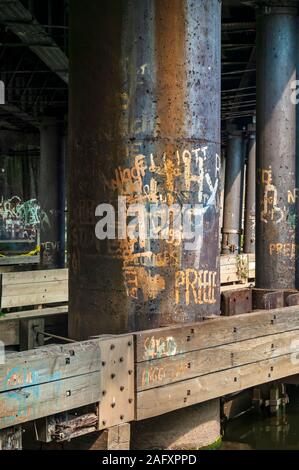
[135,305,299,362]
[0,340,102,393]
[0,371,101,429]
[136,353,299,420]
[136,329,299,391]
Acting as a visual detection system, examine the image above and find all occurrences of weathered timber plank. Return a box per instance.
[0,371,101,429]
[220,273,241,283]
[0,305,68,321]
[2,280,68,298]
[0,256,39,266]
[1,288,68,308]
[220,264,239,274]
[221,282,252,292]
[136,329,299,391]
[220,255,246,267]
[0,340,101,392]
[2,269,68,286]
[136,353,299,420]
[135,306,299,361]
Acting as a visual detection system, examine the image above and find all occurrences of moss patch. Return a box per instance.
[198,436,222,450]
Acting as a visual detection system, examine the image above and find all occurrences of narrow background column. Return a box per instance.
[40,117,64,268]
[221,130,244,254]
[244,124,256,254]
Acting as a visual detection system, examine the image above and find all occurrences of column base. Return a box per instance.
[131,399,221,450]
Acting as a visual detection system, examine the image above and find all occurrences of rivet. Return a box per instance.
[233,327,237,333]
[120,415,124,420]
[120,386,124,391]
[102,390,106,396]
[128,398,133,404]
[110,344,115,350]
[102,421,106,426]
[119,357,124,363]
[102,361,106,367]
[234,377,237,382]
[187,390,191,396]
[111,373,116,379]
[65,357,70,365]
[111,403,116,408]
[128,370,133,375]
[128,341,132,346]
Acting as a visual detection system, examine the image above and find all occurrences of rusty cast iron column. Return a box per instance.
[244,125,256,254]
[69,0,221,339]
[296,18,299,288]
[256,2,297,289]
[221,130,244,254]
[40,117,64,268]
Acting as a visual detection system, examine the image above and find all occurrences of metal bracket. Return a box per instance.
[98,334,135,430]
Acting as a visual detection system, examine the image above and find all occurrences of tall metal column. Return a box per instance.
[221,131,244,254]
[40,117,64,268]
[256,2,297,289]
[68,0,221,339]
[296,18,299,289]
[244,125,256,254]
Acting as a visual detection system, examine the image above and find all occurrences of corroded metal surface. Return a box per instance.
[221,131,244,255]
[244,128,256,254]
[40,118,63,268]
[68,0,221,338]
[256,3,297,289]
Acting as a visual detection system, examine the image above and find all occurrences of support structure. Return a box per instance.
[68,0,221,339]
[256,2,297,289]
[40,118,64,268]
[244,124,256,254]
[296,17,299,289]
[221,130,244,254]
[68,0,221,450]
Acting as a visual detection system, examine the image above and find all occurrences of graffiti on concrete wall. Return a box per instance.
[0,196,50,241]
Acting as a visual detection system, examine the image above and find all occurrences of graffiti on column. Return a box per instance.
[258,167,297,259]
[95,144,220,306]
